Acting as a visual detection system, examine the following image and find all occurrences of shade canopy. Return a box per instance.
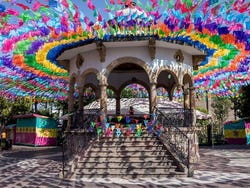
[0,0,249,100]
[84,98,211,120]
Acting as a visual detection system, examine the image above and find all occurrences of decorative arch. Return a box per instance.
[156,69,179,100]
[104,57,152,82]
[117,79,150,98]
[182,73,195,111]
[155,68,179,85]
[80,68,101,86]
[118,79,151,115]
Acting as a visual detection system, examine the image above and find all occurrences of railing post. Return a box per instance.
[155,106,194,177]
[62,134,65,178]
[187,139,192,177]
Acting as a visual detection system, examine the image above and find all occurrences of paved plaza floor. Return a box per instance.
[0,144,249,188]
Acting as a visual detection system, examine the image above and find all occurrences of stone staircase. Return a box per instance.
[65,131,186,179]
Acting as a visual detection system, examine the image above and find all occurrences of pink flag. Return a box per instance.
[32,1,42,11]
[61,0,69,8]
[87,0,95,10]
[42,14,50,23]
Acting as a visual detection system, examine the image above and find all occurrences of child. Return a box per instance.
[129,106,134,115]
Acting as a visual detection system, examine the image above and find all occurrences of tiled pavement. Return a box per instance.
[0,145,250,188]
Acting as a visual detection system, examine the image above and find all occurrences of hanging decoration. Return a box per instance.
[89,114,152,138]
[0,0,249,100]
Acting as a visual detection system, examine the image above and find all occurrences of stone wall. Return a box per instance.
[64,130,97,160]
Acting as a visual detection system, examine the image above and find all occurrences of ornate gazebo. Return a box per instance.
[57,2,205,131]
[58,41,203,126]
[55,3,204,169]
[1,0,249,178]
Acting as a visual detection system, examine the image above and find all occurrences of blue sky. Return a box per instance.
[0,0,150,56]
[75,0,149,20]
[0,0,150,22]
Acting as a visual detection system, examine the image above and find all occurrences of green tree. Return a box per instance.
[0,96,10,127]
[12,97,32,115]
[237,85,250,119]
[107,89,115,98]
[53,99,68,117]
[37,108,53,118]
[121,88,137,98]
[0,97,32,127]
[211,96,231,134]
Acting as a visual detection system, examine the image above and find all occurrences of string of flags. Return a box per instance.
[87,114,164,138]
[0,0,249,100]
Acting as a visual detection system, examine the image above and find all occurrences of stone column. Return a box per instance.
[183,88,190,127]
[183,88,189,109]
[116,96,121,115]
[180,127,200,165]
[189,87,195,110]
[67,79,75,131]
[78,85,84,128]
[189,87,196,127]
[149,82,157,114]
[99,84,108,116]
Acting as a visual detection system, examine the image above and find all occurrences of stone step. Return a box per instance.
[93,140,162,146]
[64,132,186,179]
[74,172,185,179]
[97,136,157,142]
[78,155,173,162]
[94,140,161,146]
[76,161,174,168]
[83,150,169,157]
[90,145,165,151]
[75,166,178,173]
[99,133,154,137]
[73,168,185,178]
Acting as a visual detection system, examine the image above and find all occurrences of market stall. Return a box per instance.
[15,114,57,146]
[224,119,250,145]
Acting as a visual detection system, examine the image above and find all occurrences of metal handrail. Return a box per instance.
[83,108,102,130]
[156,107,193,127]
[62,108,101,178]
[153,106,191,176]
[69,108,102,130]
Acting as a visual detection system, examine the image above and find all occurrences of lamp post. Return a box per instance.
[205,90,209,113]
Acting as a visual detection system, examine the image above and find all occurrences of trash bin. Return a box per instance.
[7,139,12,150]
[1,139,7,150]
[0,139,12,150]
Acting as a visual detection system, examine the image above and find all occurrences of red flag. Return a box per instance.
[97,12,102,22]
[61,0,69,8]
[6,9,19,16]
[16,3,29,10]
[73,4,80,22]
